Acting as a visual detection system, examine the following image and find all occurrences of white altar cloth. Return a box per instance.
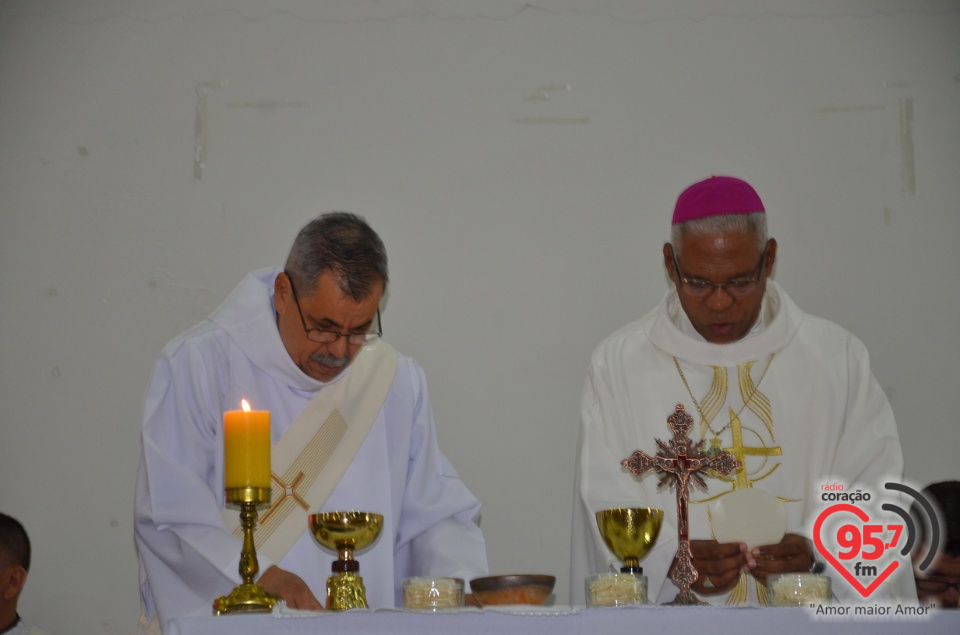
[167,604,959,635]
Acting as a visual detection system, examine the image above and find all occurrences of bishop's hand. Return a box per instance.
[686,539,749,595]
[746,533,814,586]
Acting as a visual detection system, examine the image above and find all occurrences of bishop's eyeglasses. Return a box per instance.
[286,272,382,345]
[670,243,768,299]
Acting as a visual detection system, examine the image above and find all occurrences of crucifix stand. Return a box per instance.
[621,404,742,605]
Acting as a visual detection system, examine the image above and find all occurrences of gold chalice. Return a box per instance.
[596,508,664,574]
[309,511,383,610]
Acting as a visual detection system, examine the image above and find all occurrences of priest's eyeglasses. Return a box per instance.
[286,274,382,345]
[670,244,768,299]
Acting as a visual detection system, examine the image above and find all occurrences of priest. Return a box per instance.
[571,176,915,606]
[135,212,488,633]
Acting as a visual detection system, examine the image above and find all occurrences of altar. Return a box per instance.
[167,604,959,635]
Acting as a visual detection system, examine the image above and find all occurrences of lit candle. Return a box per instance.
[223,399,271,491]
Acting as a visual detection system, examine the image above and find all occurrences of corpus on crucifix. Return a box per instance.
[621,404,742,605]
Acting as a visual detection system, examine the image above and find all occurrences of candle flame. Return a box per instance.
[241,399,251,412]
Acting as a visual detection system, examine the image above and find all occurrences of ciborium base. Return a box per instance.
[213,582,279,615]
[326,570,368,611]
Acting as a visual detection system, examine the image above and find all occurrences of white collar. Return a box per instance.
[649,281,802,367]
[209,268,353,392]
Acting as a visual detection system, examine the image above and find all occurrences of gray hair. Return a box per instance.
[671,212,768,256]
[284,212,388,300]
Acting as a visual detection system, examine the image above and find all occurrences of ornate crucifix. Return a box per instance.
[621,404,742,605]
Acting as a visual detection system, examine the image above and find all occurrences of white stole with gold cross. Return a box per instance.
[221,339,398,564]
[691,361,786,606]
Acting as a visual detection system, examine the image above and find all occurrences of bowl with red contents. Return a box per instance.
[469,574,556,606]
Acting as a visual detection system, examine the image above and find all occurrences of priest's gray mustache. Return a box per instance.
[311,353,348,368]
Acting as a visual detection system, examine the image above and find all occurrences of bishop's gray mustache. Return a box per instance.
[311,353,349,368]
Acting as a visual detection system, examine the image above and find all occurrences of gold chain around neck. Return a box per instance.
[672,353,775,439]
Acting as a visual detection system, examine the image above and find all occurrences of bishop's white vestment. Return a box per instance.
[571,282,915,606]
[135,269,488,631]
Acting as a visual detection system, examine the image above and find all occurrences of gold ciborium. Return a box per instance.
[596,507,664,574]
[309,511,383,610]
[213,487,280,614]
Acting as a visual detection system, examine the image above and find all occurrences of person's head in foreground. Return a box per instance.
[0,512,31,630]
[912,480,960,608]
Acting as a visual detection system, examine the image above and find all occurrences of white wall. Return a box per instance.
[1,1,958,632]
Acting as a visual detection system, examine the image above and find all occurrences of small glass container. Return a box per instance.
[402,577,464,611]
[767,573,831,606]
[586,573,648,607]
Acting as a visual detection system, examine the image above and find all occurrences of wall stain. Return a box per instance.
[515,117,589,125]
[816,105,886,113]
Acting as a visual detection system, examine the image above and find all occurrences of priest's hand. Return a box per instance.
[687,539,749,595]
[747,533,814,586]
[259,565,325,610]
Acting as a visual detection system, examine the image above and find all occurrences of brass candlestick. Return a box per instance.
[213,486,280,615]
[309,511,383,611]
